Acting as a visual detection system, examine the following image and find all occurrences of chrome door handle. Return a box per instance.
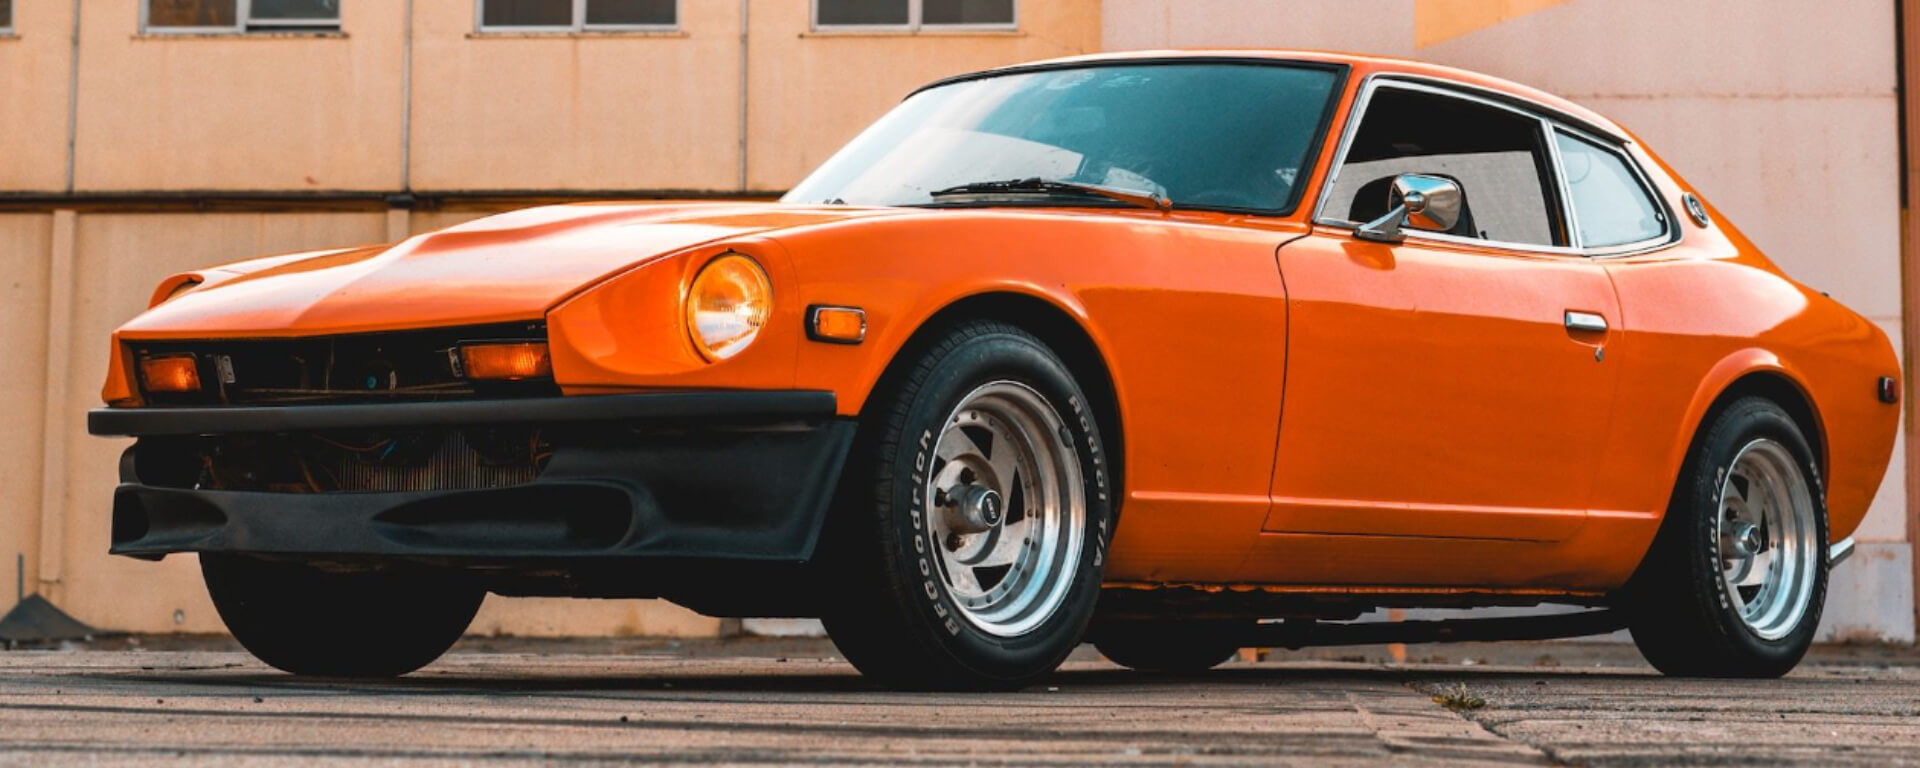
[1564,311,1608,333]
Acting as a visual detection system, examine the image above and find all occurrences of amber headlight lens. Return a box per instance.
[686,253,772,361]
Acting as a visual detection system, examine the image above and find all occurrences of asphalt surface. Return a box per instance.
[2,639,1919,766]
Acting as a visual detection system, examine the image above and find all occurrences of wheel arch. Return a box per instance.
[1682,363,1828,484]
[862,291,1127,509]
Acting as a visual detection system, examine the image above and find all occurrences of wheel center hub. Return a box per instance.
[1726,520,1765,558]
[943,484,1003,535]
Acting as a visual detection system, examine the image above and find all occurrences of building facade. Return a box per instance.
[1,0,1915,641]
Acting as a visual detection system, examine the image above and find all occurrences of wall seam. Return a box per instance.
[36,210,78,599]
[402,0,415,193]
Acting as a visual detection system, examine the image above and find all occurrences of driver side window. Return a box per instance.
[1325,85,1567,247]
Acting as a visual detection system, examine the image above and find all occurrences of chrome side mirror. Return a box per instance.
[1355,174,1463,244]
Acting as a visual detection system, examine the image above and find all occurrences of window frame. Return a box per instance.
[1313,74,1678,258]
[811,0,1018,32]
[141,0,343,35]
[474,0,681,34]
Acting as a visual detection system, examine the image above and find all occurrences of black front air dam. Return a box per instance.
[93,392,855,563]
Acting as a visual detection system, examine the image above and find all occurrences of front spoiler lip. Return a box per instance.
[100,391,854,565]
[89,390,837,436]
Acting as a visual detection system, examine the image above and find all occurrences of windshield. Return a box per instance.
[784,62,1343,213]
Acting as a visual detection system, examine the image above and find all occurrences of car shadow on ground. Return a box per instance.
[97,662,1667,698]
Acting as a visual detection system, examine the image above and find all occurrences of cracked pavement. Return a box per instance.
[0,641,1916,766]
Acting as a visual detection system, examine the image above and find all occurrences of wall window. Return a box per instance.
[145,0,341,33]
[0,0,12,34]
[479,0,678,31]
[814,0,1016,30]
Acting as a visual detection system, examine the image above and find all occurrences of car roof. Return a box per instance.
[931,49,1628,143]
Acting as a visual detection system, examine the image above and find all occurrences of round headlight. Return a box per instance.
[686,253,772,361]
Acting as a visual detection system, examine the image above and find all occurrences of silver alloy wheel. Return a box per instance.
[1716,438,1819,641]
[923,381,1086,638]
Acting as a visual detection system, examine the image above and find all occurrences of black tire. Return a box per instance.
[821,320,1116,691]
[1622,397,1828,678]
[202,554,484,678]
[1092,622,1243,673]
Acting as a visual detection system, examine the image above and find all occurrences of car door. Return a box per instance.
[1262,80,1623,543]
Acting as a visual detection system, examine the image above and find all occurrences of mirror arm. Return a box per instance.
[1355,204,1409,244]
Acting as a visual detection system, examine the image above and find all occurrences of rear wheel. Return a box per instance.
[822,320,1115,691]
[1624,397,1828,678]
[202,554,484,678]
[1092,622,1243,673]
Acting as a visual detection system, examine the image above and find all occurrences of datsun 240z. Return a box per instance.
[91,51,1900,690]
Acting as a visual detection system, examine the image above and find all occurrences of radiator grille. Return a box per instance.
[322,431,540,492]
[178,429,551,494]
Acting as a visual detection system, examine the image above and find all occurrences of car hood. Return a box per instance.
[117,202,892,339]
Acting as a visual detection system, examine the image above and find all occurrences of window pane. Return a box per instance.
[1555,132,1666,248]
[816,0,909,25]
[148,0,239,28]
[251,0,340,20]
[0,0,11,30]
[1329,87,1562,246]
[922,0,1013,25]
[483,0,573,27]
[587,0,675,26]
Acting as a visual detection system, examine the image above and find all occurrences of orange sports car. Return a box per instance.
[92,50,1899,690]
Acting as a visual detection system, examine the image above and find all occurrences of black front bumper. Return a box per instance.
[92,392,855,565]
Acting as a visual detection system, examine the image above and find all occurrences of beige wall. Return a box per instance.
[72,1,406,191]
[1106,0,1913,641]
[409,0,741,191]
[0,215,53,607]
[22,0,1104,195]
[0,4,73,191]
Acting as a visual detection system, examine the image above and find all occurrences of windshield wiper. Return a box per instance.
[927,178,1172,212]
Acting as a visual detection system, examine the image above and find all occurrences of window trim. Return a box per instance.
[1312,74,1679,259]
[474,0,681,34]
[810,0,1018,32]
[142,0,343,34]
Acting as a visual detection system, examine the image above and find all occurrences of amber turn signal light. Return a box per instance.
[807,305,866,344]
[140,355,202,393]
[461,342,552,381]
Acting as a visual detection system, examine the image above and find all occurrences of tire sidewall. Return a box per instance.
[1686,401,1829,667]
[882,329,1113,680]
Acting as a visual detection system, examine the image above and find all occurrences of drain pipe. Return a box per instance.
[737,0,750,192]
[64,0,82,192]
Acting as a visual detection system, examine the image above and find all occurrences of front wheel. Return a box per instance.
[822,321,1115,690]
[202,554,484,678]
[1623,397,1828,678]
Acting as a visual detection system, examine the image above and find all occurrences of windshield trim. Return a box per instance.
[897,58,1353,218]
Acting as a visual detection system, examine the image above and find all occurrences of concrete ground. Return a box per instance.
[2,638,1919,766]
